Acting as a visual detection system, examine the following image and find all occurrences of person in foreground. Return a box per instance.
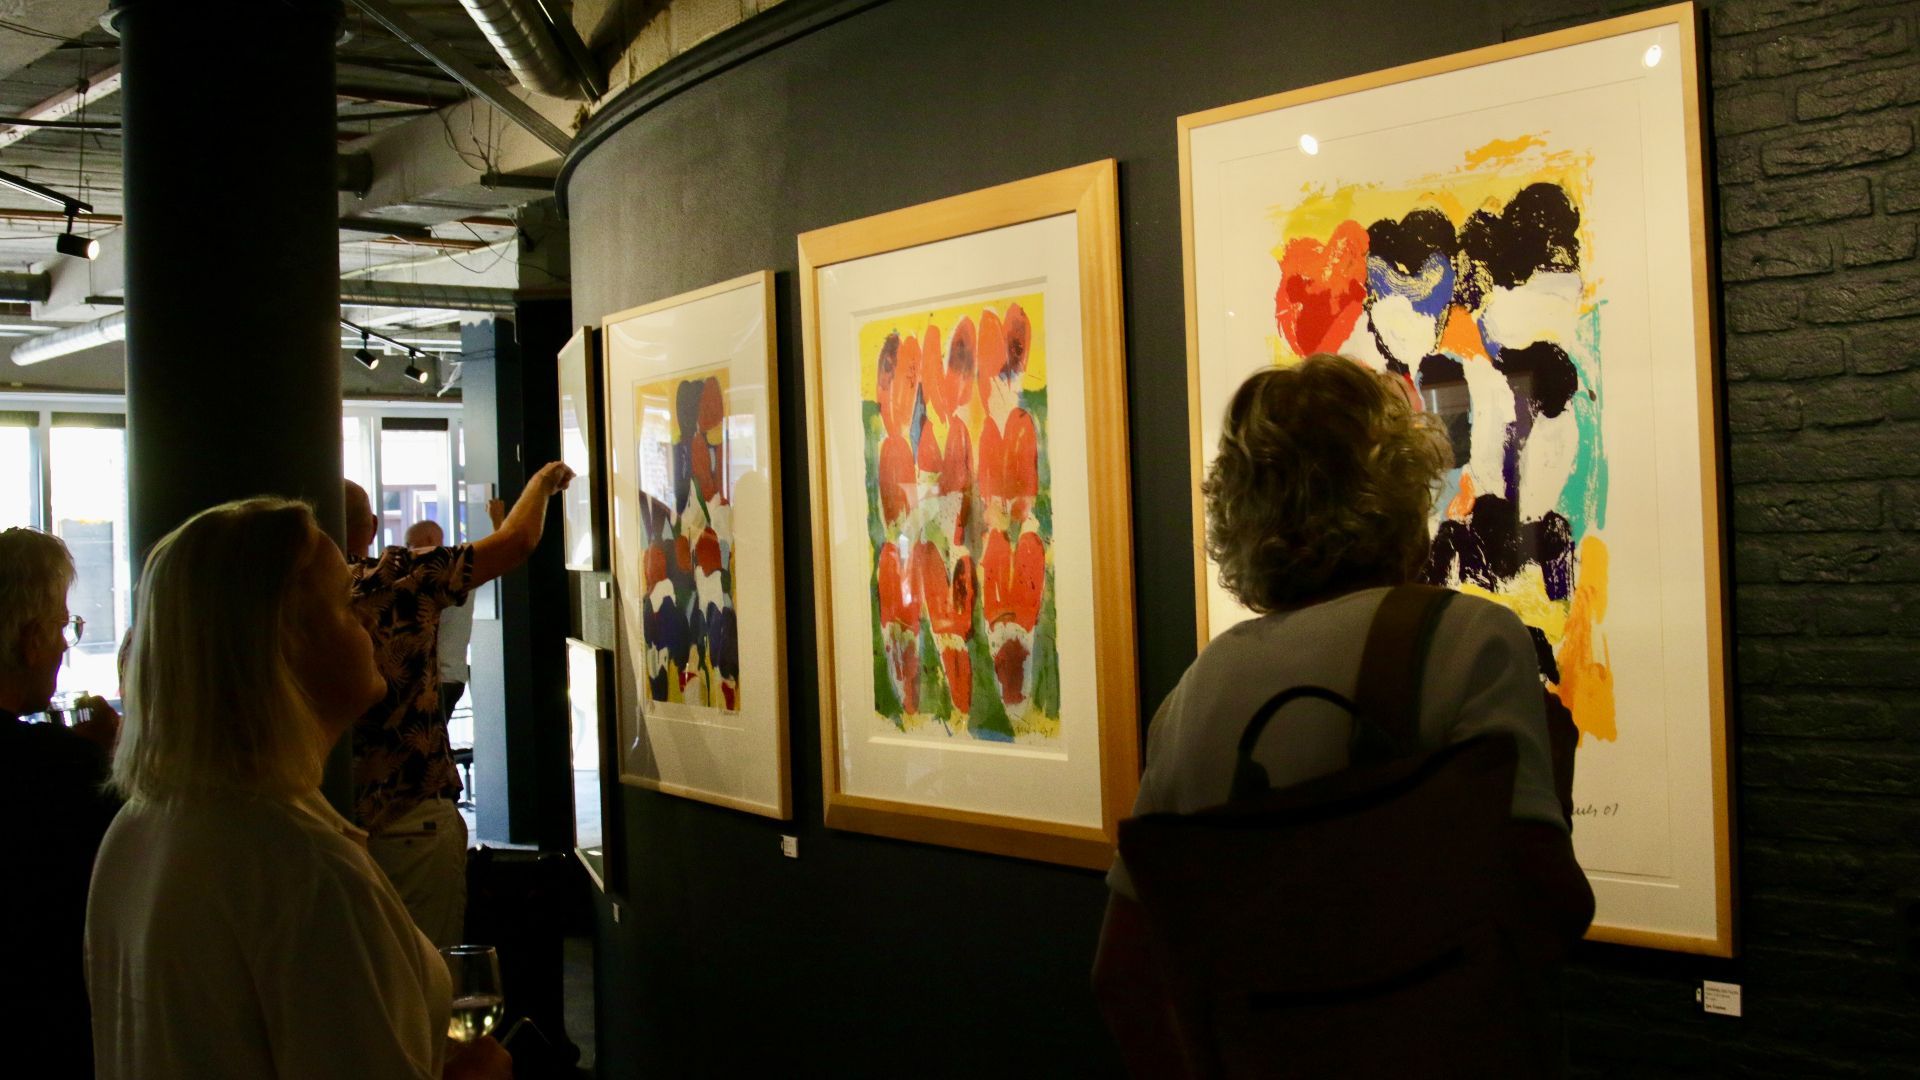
[1092,355,1593,1074]
[345,465,569,948]
[85,498,510,1079]
[1,527,121,1079]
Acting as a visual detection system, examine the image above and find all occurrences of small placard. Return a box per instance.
[1701,980,1742,1017]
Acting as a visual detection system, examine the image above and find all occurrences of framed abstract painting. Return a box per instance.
[603,271,791,819]
[557,326,607,571]
[1181,4,1732,954]
[798,160,1139,869]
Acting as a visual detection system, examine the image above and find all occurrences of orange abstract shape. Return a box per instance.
[693,528,723,575]
[877,434,916,525]
[876,331,923,438]
[1275,220,1368,357]
[697,376,725,435]
[980,528,1045,631]
[643,545,667,593]
[917,543,975,638]
[976,303,1032,405]
[673,534,692,573]
[993,637,1031,705]
[915,413,943,475]
[941,645,972,714]
[876,542,921,630]
[928,316,976,421]
[939,420,972,497]
[1437,303,1490,362]
[1555,535,1615,742]
[1448,472,1475,521]
[978,409,1040,510]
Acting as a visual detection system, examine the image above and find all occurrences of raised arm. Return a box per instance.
[469,461,573,587]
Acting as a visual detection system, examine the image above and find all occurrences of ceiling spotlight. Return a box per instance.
[56,216,98,260]
[354,330,379,370]
[403,352,430,384]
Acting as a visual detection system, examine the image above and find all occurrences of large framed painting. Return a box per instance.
[557,326,608,571]
[798,161,1139,869]
[1181,4,1731,954]
[566,638,622,896]
[603,271,791,819]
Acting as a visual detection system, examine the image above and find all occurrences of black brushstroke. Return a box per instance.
[1495,341,1579,419]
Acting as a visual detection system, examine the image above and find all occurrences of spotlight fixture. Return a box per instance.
[55,213,98,260]
[402,350,430,385]
[354,330,379,370]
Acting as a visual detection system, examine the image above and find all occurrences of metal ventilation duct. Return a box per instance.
[340,280,517,313]
[10,310,124,366]
[457,0,582,100]
[0,270,49,303]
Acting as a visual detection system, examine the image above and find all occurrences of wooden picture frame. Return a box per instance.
[1180,4,1732,954]
[557,326,608,572]
[566,637,623,897]
[798,160,1139,869]
[603,271,792,819]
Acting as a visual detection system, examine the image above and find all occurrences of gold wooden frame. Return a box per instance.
[1178,4,1733,955]
[797,160,1139,869]
[602,270,793,820]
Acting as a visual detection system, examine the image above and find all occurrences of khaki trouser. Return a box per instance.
[367,796,468,949]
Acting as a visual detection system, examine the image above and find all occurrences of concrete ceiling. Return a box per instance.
[0,1,575,394]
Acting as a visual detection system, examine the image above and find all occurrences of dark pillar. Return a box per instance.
[460,310,572,849]
[113,0,346,554]
[112,0,348,808]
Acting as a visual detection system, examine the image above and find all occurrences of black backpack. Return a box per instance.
[1117,585,1565,1079]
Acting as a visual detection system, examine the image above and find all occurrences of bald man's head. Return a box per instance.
[404,519,444,549]
[343,480,379,557]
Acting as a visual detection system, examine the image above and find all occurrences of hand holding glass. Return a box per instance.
[440,945,504,1045]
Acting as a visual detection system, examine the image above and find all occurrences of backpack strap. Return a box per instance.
[1349,584,1457,766]
[1228,585,1458,802]
[1229,685,1355,802]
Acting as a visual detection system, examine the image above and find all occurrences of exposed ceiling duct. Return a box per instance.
[10,310,124,366]
[455,0,596,100]
[339,280,516,313]
[0,271,50,303]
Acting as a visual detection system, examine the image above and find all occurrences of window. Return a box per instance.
[50,415,130,699]
[0,413,33,529]
[340,405,465,551]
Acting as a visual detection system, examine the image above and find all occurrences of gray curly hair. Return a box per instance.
[0,528,75,672]
[1205,354,1452,612]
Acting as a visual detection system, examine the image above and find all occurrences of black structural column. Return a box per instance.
[113,0,347,554]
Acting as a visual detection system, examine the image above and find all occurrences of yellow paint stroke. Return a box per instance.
[858,291,1047,406]
[1462,133,1549,169]
[1455,563,1568,645]
[1555,535,1616,743]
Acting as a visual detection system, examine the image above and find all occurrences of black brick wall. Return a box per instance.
[1511,1,1920,1075]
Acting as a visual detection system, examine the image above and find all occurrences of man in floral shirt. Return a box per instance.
[344,461,572,946]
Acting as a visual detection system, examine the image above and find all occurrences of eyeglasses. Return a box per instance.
[61,615,84,647]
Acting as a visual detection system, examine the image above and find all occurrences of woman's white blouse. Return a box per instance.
[87,788,451,1079]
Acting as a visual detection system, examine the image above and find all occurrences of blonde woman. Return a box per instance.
[85,498,510,1080]
[1093,355,1590,1072]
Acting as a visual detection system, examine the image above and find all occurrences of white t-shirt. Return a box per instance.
[87,789,451,1079]
[1110,587,1567,896]
[438,595,473,685]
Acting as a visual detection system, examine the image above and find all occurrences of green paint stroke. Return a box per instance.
[1556,302,1609,540]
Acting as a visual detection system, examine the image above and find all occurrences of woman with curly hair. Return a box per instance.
[1092,354,1589,1074]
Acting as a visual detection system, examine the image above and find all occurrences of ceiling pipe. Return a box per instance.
[455,0,594,100]
[340,280,517,312]
[10,310,124,366]
[12,281,516,366]
[0,271,50,303]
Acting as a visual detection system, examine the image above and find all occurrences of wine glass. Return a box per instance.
[441,944,504,1045]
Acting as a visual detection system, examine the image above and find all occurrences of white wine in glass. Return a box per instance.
[441,944,505,1044]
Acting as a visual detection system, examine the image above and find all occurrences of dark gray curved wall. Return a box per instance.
[568,0,1920,1074]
